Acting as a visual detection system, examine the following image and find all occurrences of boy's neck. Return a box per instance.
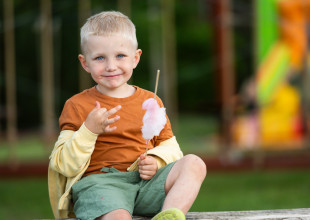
[96,84,136,98]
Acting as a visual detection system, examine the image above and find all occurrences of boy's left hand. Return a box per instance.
[138,154,158,180]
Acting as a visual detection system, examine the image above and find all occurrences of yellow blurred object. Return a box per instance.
[259,82,302,147]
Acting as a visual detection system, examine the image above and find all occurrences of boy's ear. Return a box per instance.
[133,49,142,69]
[78,54,90,73]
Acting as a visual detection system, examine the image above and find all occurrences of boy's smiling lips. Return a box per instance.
[104,73,122,78]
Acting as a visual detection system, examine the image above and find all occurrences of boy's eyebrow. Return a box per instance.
[92,51,128,56]
[89,48,133,58]
[89,52,105,58]
[115,50,129,54]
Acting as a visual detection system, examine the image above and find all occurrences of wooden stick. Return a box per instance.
[145,70,161,154]
[145,140,149,155]
[154,70,160,99]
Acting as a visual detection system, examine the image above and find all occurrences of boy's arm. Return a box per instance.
[49,123,98,177]
[147,136,183,169]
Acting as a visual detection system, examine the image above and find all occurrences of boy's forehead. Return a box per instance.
[87,34,136,48]
[84,34,136,54]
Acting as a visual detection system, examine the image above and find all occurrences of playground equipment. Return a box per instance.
[233,0,310,149]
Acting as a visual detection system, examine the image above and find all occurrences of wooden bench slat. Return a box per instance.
[38,208,310,220]
[184,208,310,219]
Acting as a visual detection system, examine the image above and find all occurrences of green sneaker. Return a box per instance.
[151,208,186,220]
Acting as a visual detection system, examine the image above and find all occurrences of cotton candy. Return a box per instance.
[141,98,167,142]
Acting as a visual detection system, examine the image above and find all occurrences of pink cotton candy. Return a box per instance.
[141,98,167,141]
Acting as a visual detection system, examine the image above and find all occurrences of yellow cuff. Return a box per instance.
[127,154,168,172]
[151,155,167,170]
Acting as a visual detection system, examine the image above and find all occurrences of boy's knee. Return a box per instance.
[183,154,207,178]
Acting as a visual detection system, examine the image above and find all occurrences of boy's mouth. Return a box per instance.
[105,74,122,78]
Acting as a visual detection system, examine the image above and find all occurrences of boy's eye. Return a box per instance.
[117,54,125,58]
[96,56,104,61]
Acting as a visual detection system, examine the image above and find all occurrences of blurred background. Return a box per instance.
[0,0,310,219]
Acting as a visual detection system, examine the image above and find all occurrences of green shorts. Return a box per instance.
[72,162,175,220]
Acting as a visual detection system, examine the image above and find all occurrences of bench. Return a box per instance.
[135,209,310,219]
[41,208,310,219]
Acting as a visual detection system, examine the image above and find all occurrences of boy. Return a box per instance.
[48,11,206,220]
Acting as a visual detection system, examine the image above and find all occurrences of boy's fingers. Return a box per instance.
[142,156,155,165]
[92,104,121,116]
[104,115,120,125]
[95,101,101,109]
[97,108,108,116]
[104,125,117,133]
[139,163,156,171]
[139,169,155,180]
[90,101,101,112]
[139,169,155,175]
[140,174,152,180]
[140,154,146,161]
[106,105,122,117]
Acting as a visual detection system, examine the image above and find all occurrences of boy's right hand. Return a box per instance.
[84,101,121,134]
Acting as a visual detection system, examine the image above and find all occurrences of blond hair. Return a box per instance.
[80,11,138,54]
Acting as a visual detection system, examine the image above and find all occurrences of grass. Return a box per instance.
[175,114,219,155]
[191,170,310,212]
[0,170,309,219]
[0,136,49,163]
[0,178,53,220]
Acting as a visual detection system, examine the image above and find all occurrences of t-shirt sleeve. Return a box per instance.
[59,99,83,131]
[153,97,174,146]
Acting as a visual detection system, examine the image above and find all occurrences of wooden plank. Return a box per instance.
[133,209,310,219]
[3,0,18,152]
[78,0,93,92]
[161,0,178,125]
[40,0,56,143]
[212,0,235,154]
[183,208,310,219]
[40,209,310,220]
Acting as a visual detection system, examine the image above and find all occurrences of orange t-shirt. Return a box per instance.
[59,86,173,176]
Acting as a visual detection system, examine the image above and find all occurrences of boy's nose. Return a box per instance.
[105,59,117,71]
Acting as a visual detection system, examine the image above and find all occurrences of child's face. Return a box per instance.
[79,34,142,94]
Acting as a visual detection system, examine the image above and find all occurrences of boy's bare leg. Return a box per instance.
[96,209,132,220]
[163,154,207,214]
